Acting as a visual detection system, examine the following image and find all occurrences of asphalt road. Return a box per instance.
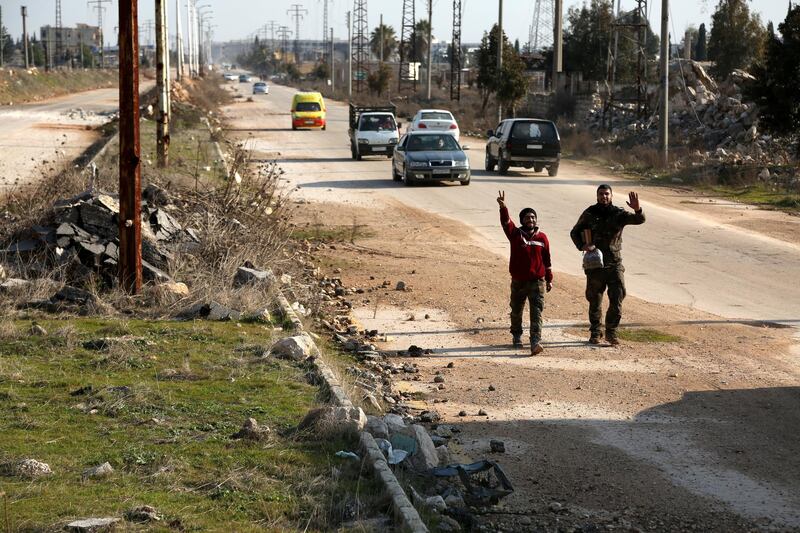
[229,82,800,329]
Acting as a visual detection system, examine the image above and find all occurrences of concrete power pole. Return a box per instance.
[0,6,4,68]
[426,0,432,100]
[156,0,170,167]
[21,6,30,69]
[176,0,184,80]
[118,0,143,294]
[379,14,384,62]
[330,27,334,93]
[497,0,503,122]
[659,0,669,167]
[347,11,352,98]
[552,0,563,93]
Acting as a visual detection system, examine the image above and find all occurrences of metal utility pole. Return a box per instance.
[346,11,352,98]
[55,0,63,66]
[322,0,329,54]
[156,0,170,167]
[176,0,184,80]
[426,0,432,100]
[552,0,563,93]
[88,0,111,67]
[529,0,555,52]
[287,4,308,62]
[352,0,368,93]
[398,0,416,93]
[118,0,143,294]
[497,0,503,121]
[379,14,384,62]
[659,0,669,167]
[450,0,462,101]
[0,6,4,68]
[277,25,293,61]
[21,6,29,69]
[186,1,194,76]
[330,27,335,92]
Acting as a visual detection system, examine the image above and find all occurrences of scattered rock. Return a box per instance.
[490,439,506,453]
[395,281,406,291]
[366,415,389,440]
[458,410,467,417]
[29,324,47,336]
[383,413,407,434]
[12,459,52,478]
[82,462,114,479]
[478,409,488,416]
[156,281,189,298]
[124,505,162,523]
[424,495,447,513]
[270,333,316,361]
[65,517,121,531]
[446,362,454,368]
[408,345,424,357]
[434,375,445,383]
[399,424,439,470]
[206,300,241,321]
[230,417,270,440]
[233,266,275,288]
[488,384,496,391]
[0,278,30,293]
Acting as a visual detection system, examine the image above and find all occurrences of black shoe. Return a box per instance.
[589,334,601,345]
[606,334,620,346]
[530,343,543,355]
[512,334,523,347]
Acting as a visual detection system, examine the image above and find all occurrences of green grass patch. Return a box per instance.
[617,328,681,343]
[0,318,382,530]
[290,224,373,243]
[705,184,800,212]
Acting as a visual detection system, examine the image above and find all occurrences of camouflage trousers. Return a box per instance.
[585,265,626,337]
[509,279,546,342]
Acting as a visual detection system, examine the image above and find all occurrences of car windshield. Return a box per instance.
[406,134,460,152]
[296,102,321,112]
[359,115,396,131]
[420,112,453,121]
[254,83,265,87]
[510,121,557,142]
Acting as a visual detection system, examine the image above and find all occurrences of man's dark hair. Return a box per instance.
[519,208,537,222]
[597,184,612,192]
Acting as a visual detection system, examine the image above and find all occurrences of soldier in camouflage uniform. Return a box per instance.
[570,184,645,345]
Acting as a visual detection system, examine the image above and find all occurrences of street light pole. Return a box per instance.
[21,6,30,69]
[426,0,432,100]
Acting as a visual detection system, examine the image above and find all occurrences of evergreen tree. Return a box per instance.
[747,5,800,136]
[708,0,767,77]
[476,24,528,113]
[695,23,708,61]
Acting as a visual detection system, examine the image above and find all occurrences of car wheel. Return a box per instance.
[351,144,358,160]
[534,165,543,173]
[292,125,297,131]
[459,176,470,186]
[498,152,510,175]
[322,124,326,131]
[402,167,414,186]
[548,164,559,177]
[484,150,496,171]
[392,164,402,181]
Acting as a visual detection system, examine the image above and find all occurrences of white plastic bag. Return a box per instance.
[582,248,604,270]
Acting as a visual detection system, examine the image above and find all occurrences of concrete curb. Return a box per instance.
[269,270,429,533]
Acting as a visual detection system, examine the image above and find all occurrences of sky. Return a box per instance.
[0,0,791,48]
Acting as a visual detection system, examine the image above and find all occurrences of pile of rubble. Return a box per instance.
[1,185,195,287]
[589,60,791,165]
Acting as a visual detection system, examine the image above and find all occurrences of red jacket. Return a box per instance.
[500,206,553,282]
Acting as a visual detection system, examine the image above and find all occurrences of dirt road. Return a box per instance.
[0,83,154,192]
[222,82,800,531]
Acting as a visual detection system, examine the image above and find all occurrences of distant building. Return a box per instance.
[39,23,100,58]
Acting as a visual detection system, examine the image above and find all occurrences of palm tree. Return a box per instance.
[369,24,397,61]
[412,20,431,64]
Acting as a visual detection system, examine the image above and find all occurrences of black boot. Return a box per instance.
[512,334,523,347]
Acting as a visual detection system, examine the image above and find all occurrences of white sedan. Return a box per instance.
[407,109,460,141]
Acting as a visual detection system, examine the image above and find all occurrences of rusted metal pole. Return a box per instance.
[156,0,170,167]
[118,0,142,293]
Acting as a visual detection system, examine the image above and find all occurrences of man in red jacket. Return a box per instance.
[497,191,553,355]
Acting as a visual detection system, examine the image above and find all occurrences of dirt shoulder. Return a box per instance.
[290,198,800,531]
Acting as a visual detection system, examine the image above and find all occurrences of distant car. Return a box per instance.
[407,109,460,141]
[291,92,326,130]
[252,82,269,95]
[485,118,561,176]
[223,73,237,81]
[239,74,252,83]
[392,132,470,186]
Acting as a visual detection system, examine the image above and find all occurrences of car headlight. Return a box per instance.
[408,161,428,168]
[388,138,398,144]
[454,161,469,168]
[357,138,369,144]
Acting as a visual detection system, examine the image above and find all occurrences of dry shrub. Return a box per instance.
[561,129,595,158]
[0,320,20,340]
